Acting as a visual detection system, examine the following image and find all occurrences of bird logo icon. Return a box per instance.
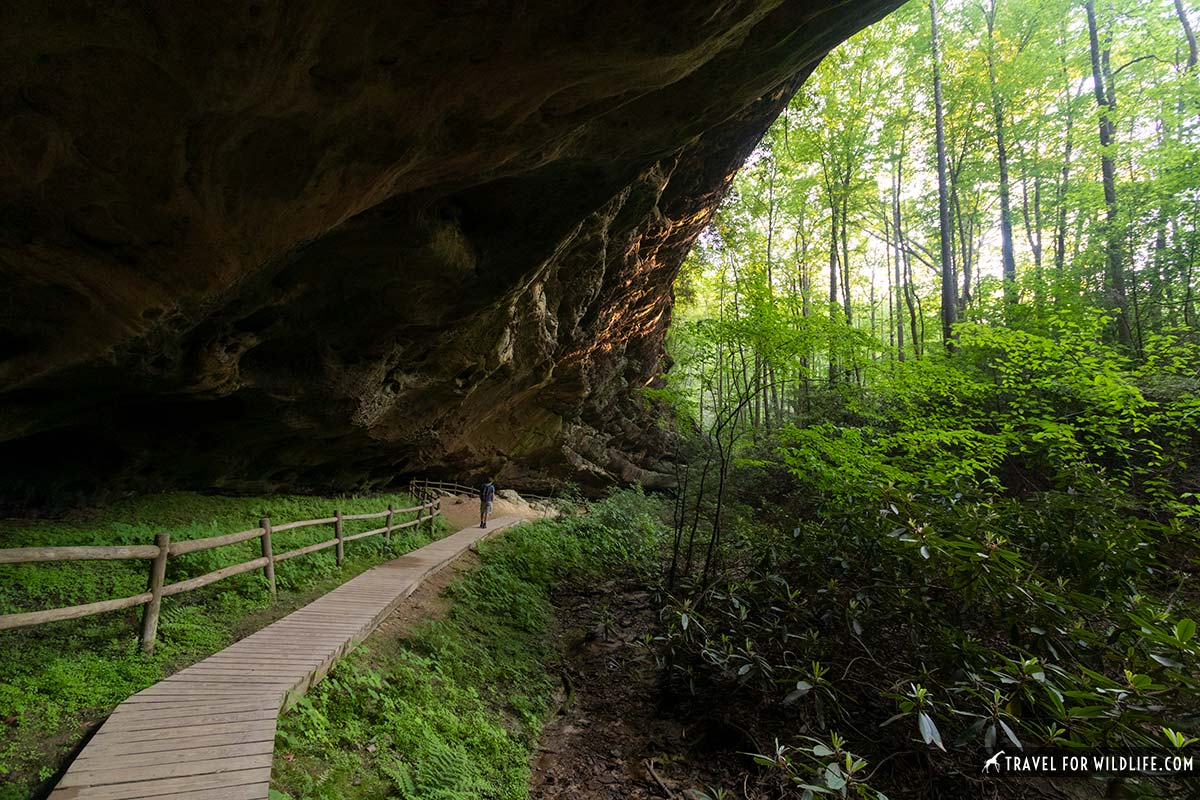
[983,750,1005,773]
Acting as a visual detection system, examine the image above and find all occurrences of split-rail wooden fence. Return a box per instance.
[0,494,442,654]
[417,478,556,503]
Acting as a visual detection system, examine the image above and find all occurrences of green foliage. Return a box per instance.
[676,0,1200,385]
[748,733,888,800]
[662,1,1200,795]
[657,318,1200,796]
[271,489,667,800]
[0,490,446,800]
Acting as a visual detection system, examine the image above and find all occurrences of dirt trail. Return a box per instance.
[435,491,547,530]
[531,580,741,800]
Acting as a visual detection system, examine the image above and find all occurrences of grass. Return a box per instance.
[271,488,666,800]
[0,490,451,800]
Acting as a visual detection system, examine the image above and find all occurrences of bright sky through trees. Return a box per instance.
[676,0,1198,365]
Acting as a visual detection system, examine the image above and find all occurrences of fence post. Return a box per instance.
[386,504,394,542]
[335,508,345,567]
[139,532,171,655]
[260,517,276,601]
[432,498,439,534]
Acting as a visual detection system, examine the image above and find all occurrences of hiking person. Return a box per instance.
[479,477,496,528]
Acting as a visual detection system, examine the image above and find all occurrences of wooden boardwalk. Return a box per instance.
[51,516,520,800]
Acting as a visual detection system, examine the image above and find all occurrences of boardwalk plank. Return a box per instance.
[109,698,275,715]
[100,709,279,732]
[90,719,277,746]
[73,741,274,771]
[59,753,273,786]
[50,766,270,799]
[129,783,270,800]
[78,730,278,759]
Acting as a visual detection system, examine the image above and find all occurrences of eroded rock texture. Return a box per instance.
[0,1,896,502]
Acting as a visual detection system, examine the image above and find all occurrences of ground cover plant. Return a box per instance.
[653,320,1200,798]
[0,490,445,800]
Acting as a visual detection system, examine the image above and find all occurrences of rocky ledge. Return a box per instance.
[0,0,896,503]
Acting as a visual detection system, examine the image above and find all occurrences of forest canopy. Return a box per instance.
[675,0,1198,360]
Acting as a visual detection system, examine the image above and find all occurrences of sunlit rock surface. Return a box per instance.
[0,1,896,502]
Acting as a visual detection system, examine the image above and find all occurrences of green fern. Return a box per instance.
[380,757,417,797]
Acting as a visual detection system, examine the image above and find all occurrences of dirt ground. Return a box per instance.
[530,578,743,800]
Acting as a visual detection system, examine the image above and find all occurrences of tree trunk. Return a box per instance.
[870,271,877,356]
[903,229,922,357]
[1176,0,1198,70]
[930,0,957,348]
[766,155,776,290]
[892,153,907,361]
[984,0,1017,308]
[1054,48,1076,275]
[841,182,853,325]
[1018,132,1045,308]
[950,149,973,314]
[885,215,896,353]
[828,188,840,383]
[1184,199,1199,327]
[829,208,839,319]
[764,159,779,423]
[1085,0,1132,346]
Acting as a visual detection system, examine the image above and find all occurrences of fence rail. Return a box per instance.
[0,545,162,563]
[0,498,441,653]
[413,479,479,497]
[410,478,557,503]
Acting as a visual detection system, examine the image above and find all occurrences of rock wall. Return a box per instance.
[0,0,897,503]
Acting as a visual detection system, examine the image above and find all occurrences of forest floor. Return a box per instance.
[530,571,1113,800]
[532,577,741,799]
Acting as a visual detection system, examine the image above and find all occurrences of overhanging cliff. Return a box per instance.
[0,1,898,502]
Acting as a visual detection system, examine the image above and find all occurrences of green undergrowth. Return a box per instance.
[655,320,1200,798]
[0,490,449,800]
[271,488,665,800]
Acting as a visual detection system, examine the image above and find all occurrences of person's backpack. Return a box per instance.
[481,482,495,501]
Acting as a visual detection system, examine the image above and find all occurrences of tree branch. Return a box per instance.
[1112,54,1168,76]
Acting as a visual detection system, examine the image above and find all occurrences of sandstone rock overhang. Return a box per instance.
[0,0,898,504]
